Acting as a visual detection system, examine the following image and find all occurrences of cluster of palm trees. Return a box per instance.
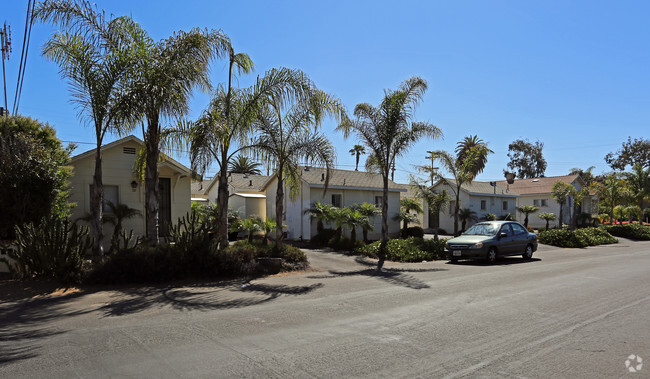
[37,1,446,270]
[306,201,381,245]
[593,164,650,224]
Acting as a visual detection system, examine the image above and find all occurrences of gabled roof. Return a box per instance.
[191,180,212,195]
[291,167,406,192]
[434,178,519,197]
[495,174,583,195]
[70,135,191,175]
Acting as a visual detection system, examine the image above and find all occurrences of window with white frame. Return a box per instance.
[332,194,342,208]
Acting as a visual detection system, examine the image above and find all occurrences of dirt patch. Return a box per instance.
[0,279,84,303]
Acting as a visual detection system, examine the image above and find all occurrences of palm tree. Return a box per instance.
[516,205,540,228]
[431,137,492,236]
[337,77,442,270]
[396,198,423,236]
[594,174,626,225]
[181,67,312,250]
[305,201,334,234]
[120,25,229,246]
[537,212,557,230]
[34,0,143,257]
[105,202,142,253]
[251,86,346,251]
[229,155,262,175]
[352,202,381,243]
[349,144,366,171]
[625,163,650,210]
[411,181,451,241]
[261,218,278,245]
[455,135,493,175]
[240,217,262,243]
[551,181,573,228]
[458,208,478,232]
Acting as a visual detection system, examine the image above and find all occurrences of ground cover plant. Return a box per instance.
[538,227,618,248]
[601,223,650,240]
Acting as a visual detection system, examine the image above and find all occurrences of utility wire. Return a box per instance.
[12,0,34,116]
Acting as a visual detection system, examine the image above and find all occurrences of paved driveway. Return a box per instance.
[1,240,649,378]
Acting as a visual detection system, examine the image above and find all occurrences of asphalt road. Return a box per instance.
[1,240,649,378]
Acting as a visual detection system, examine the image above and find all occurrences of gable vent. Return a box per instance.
[123,147,136,155]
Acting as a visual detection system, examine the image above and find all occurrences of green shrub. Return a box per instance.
[1,216,90,283]
[601,224,650,240]
[356,237,448,262]
[539,227,617,248]
[86,244,183,284]
[406,226,424,238]
[327,235,364,251]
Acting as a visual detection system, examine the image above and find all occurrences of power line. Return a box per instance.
[0,22,11,114]
[13,0,35,116]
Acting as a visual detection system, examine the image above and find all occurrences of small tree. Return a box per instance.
[240,217,262,243]
[0,116,71,239]
[261,218,278,245]
[305,201,334,234]
[537,212,557,230]
[352,202,381,243]
[105,202,142,253]
[551,182,573,228]
[458,208,478,232]
[411,183,450,241]
[516,205,540,228]
[396,198,423,236]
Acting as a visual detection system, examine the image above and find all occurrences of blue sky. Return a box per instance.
[3,1,648,183]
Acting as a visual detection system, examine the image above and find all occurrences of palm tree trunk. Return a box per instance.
[350,226,356,245]
[355,153,360,171]
[558,204,563,228]
[434,226,439,241]
[454,185,461,236]
[378,173,389,271]
[524,214,529,228]
[545,219,549,230]
[216,161,229,250]
[362,228,369,243]
[276,170,285,251]
[145,120,161,246]
[91,146,104,258]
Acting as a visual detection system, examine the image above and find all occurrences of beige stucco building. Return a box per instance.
[69,136,192,246]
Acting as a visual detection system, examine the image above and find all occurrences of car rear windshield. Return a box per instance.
[463,223,497,236]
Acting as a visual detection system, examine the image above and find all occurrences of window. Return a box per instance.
[500,224,513,236]
[533,199,540,206]
[502,201,508,211]
[511,223,527,235]
[332,194,342,208]
[89,184,118,213]
[480,200,486,210]
[449,201,456,214]
[541,199,548,207]
[374,196,383,207]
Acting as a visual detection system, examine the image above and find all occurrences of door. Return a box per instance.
[509,223,529,253]
[497,224,516,254]
[158,178,172,237]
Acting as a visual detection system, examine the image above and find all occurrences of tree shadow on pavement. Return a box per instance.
[449,257,542,266]
[307,257,447,290]
[100,281,324,317]
[0,291,94,366]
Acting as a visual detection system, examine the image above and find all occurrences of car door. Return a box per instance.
[509,223,529,254]
[497,224,515,254]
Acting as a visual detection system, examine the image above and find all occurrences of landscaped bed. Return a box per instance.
[538,227,618,248]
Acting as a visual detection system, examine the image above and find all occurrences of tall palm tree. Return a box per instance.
[349,144,366,171]
[122,26,229,246]
[34,0,142,257]
[516,205,540,228]
[180,67,312,249]
[431,137,492,236]
[537,212,557,230]
[411,180,451,241]
[458,208,478,232]
[455,135,493,175]
[337,77,441,270]
[251,86,346,250]
[352,202,381,243]
[229,155,262,175]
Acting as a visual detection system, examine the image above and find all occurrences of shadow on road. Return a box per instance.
[0,291,93,366]
[100,281,324,316]
[448,257,542,266]
[307,257,447,290]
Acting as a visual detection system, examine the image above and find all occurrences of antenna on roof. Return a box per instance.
[504,171,515,192]
[489,181,496,194]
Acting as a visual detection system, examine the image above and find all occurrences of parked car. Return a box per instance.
[445,221,538,264]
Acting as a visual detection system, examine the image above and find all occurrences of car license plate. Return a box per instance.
[453,250,461,256]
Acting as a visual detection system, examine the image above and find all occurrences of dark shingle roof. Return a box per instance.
[439,179,519,197]
[298,167,405,191]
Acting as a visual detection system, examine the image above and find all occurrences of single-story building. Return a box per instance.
[69,135,192,246]
[262,167,406,241]
[191,173,269,220]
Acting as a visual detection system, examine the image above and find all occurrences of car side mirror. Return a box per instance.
[498,232,507,239]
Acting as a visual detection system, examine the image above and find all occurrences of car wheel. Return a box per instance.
[523,244,533,260]
[450,257,458,263]
[486,247,497,264]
